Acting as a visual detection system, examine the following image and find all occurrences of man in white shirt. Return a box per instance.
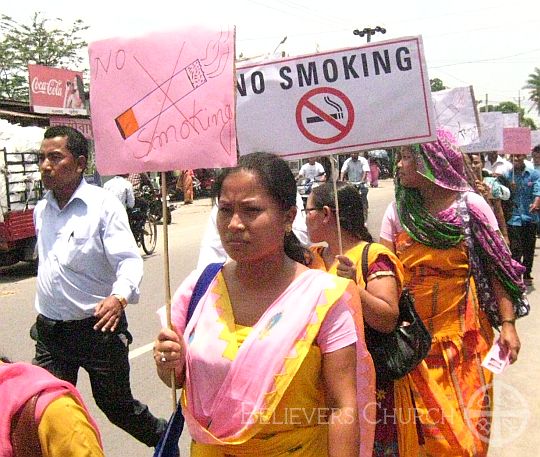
[296,157,326,182]
[32,126,165,447]
[484,151,513,176]
[340,152,370,220]
[340,153,369,183]
[103,174,135,208]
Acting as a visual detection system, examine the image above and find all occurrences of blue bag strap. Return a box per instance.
[187,262,224,322]
[153,262,224,457]
[153,405,183,457]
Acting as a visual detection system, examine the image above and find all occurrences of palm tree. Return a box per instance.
[523,67,540,115]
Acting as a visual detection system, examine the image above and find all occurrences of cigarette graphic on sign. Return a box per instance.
[115,59,207,139]
[306,96,344,123]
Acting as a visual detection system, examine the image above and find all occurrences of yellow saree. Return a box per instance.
[175,269,375,456]
[395,231,494,457]
[191,324,329,456]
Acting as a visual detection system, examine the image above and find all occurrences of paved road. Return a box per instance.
[1,180,538,456]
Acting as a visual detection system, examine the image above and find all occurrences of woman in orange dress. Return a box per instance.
[181,169,194,204]
[380,130,528,456]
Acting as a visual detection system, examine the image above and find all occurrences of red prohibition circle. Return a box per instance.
[295,87,355,145]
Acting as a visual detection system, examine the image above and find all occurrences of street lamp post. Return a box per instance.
[273,36,288,55]
[353,26,386,43]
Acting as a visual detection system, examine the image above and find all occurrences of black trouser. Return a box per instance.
[507,222,537,277]
[31,313,166,447]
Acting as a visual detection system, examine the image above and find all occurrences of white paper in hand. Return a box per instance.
[481,338,510,374]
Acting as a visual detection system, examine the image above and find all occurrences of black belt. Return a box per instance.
[37,313,97,329]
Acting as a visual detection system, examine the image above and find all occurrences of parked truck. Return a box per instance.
[0,120,44,267]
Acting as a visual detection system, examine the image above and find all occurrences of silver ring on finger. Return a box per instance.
[160,351,167,362]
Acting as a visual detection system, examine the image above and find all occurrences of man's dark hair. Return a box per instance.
[43,126,89,160]
[533,144,540,154]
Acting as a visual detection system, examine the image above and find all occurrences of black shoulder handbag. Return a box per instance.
[361,244,432,380]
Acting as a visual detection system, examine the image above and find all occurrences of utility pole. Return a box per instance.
[514,90,524,110]
[353,26,386,43]
[485,94,489,112]
[512,90,525,126]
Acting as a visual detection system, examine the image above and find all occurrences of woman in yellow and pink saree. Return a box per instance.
[154,152,376,456]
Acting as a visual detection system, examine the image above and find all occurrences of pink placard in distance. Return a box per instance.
[503,127,532,155]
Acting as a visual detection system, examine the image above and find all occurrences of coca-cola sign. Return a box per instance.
[28,64,88,116]
[31,77,63,96]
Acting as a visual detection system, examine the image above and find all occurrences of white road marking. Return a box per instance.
[129,341,154,360]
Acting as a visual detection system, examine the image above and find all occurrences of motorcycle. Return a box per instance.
[297,177,324,206]
[168,169,216,202]
[127,199,157,255]
[194,169,216,197]
[139,185,175,225]
[376,158,392,179]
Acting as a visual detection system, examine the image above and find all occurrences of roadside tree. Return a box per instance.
[430,78,446,92]
[523,67,540,116]
[0,12,88,101]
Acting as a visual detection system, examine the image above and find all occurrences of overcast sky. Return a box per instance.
[4,0,540,120]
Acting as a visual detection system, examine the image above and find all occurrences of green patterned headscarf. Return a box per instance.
[395,130,528,326]
[395,130,471,249]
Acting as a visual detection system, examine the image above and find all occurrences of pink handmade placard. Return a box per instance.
[503,127,531,155]
[89,27,236,174]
